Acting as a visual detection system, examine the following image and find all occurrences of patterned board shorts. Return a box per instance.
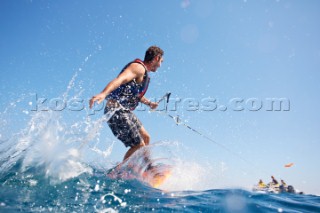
[106,107,143,147]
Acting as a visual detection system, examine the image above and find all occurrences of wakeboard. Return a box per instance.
[107,159,172,188]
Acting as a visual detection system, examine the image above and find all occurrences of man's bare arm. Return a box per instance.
[89,63,145,108]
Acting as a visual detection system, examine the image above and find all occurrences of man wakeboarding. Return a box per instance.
[89,46,164,164]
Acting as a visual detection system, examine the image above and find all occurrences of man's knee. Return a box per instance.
[139,127,150,145]
[142,133,150,145]
[134,141,145,148]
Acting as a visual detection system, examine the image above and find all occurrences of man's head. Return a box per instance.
[144,46,164,72]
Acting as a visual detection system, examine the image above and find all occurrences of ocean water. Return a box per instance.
[1,159,320,213]
[1,112,320,213]
[1,75,320,213]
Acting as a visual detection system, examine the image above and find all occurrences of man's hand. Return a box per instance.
[149,102,158,110]
[89,93,106,109]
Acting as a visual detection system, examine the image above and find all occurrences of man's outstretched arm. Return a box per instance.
[89,63,144,108]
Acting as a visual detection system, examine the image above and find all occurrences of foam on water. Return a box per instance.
[161,159,215,191]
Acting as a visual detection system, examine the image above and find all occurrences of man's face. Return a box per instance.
[150,55,163,72]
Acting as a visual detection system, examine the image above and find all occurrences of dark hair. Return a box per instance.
[144,46,164,62]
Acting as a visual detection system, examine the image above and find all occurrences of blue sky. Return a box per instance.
[1,0,320,194]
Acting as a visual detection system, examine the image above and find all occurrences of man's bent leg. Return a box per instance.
[139,126,153,168]
[139,126,150,145]
[123,141,145,161]
[122,126,151,162]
